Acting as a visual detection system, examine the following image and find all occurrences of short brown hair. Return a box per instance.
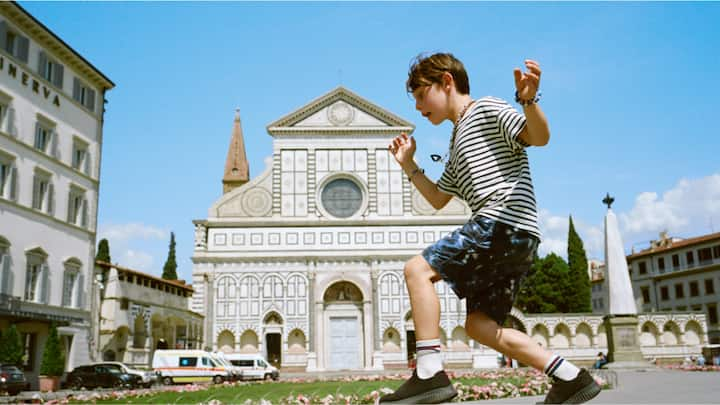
[406,52,470,95]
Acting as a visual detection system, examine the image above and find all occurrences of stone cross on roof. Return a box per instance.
[603,192,615,209]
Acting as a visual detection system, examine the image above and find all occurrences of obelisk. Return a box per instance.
[602,193,649,368]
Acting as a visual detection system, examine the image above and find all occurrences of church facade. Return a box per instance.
[191,88,709,371]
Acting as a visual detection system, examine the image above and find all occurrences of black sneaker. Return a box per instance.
[379,370,457,404]
[539,369,601,404]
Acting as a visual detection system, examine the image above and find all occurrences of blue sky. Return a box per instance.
[20,2,720,282]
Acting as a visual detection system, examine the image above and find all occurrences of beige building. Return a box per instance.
[95,261,204,368]
[0,2,113,387]
[628,231,720,344]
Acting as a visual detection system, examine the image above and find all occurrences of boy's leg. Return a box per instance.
[378,255,457,404]
[465,311,600,404]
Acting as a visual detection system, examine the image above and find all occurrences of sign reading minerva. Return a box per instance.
[0,56,61,107]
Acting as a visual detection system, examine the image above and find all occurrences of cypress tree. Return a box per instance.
[162,232,178,280]
[567,216,592,312]
[96,238,111,263]
[0,325,24,366]
[516,253,572,313]
[39,324,65,376]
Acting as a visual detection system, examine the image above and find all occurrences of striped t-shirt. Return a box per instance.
[437,96,541,240]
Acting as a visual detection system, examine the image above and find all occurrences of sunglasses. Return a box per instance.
[430,152,449,164]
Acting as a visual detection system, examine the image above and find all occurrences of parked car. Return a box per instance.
[0,364,30,396]
[66,364,142,389]
[94,362,158,388]
[224,354,279,381]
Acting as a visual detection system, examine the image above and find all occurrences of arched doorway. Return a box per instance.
[263,312,283,368]
[323,281,364,370]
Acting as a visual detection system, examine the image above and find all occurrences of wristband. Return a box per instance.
[515,90,542,106]
[407,167,424,182]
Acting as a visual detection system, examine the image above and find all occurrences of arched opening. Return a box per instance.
[288,329,306,353]
[451,326,470,351]
[240,330,259,353]
[575,323,593,348]
[662,321,681,345]
[323,281,364,370]
[551,323,571,348]
[531,324,550,348]
[684,321,704,345]
[640,321,660,346]
[382,327,401,353]
[133,315,147,349]
[217,330,235,353]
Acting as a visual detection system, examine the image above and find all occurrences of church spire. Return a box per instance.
[222,108,250,194]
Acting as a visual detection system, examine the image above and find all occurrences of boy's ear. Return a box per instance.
[441,72,454,91]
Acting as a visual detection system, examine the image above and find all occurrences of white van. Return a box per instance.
[152,350,232,385]
[224,353,279,381]
[209,352,242,381]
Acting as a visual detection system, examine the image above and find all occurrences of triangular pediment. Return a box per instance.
[267,86,414,135]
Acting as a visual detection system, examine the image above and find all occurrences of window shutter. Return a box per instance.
[84,151,91,176]
[6,107,15,137]
[40,263,49,304]
[53,63,64,88]
[47,182,54,214]
[66,191,73,223]
[81,198,88,227]
[73,78,81,102]
[32,176,39,209]
[0,254,7,294]
[76,273,85,309]
[16,35,29,63]
[50,129,59,158]
[38,51,47,79]
[34,122,41,149]
[0,22,7,51]
[86,89,96,112]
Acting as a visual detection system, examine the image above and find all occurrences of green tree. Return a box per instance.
[162,232,178,280]
[0,325,24,366]
[39,324,65,376]
[96,238,111,263]
[516,253,572,313]
[567,216,592,313]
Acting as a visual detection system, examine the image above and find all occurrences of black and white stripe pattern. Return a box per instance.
[437,97,541,240]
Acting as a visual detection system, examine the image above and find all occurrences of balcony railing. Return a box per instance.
[0,293,89,323]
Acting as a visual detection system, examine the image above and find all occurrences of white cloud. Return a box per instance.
[121,249,155,273]
[99,222,167,242]
[620,173,720,238]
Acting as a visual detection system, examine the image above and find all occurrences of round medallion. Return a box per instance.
[327,101,354,126]
[242,188,272,217]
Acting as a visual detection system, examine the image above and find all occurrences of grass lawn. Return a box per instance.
[83,373,537,404]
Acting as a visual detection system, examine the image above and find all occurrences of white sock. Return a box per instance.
[415,339,443,379]
[544,354,580,381]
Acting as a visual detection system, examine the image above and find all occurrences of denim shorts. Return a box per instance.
[421,215,539,325]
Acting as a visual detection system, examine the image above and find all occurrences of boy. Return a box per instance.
[380,53,601,404]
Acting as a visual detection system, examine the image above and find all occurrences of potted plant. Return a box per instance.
[38,324,65,392]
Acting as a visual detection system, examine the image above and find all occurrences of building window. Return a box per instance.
[0,240,10,294]
[698,247,712,264]
[686,251,695,267]
[657,257,665,272]
[674,283,685,299]
[0,152,17,201]
[21,333,36,372]
[660,286,669,301]
[713,245,720,259]
[706,279,715,295]
[72,139,90,175]
[72,78,96,112]
[62,270,78,307]
[638,261,647,275]
[37,51,64,88]
[25,248,48,303]
[641,287,651,304]
[34,124,52,153]
[672,254,680,269]
[120,298,129,310]
[689,281,699,297]
[709,304,719,325]
[67,186,88,227]
[2,22,30,63]
[24,263,42,302]
[32,171,53,214]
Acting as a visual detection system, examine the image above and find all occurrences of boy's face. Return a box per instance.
[412,83,448,126]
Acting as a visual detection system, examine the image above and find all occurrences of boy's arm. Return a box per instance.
[514,59,550,147]
[518,103,550,146]
[389,133,453,210]
[400,161,453,210]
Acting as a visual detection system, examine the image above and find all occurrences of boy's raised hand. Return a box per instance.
[388,132,415,165]
[513,60,541,101]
